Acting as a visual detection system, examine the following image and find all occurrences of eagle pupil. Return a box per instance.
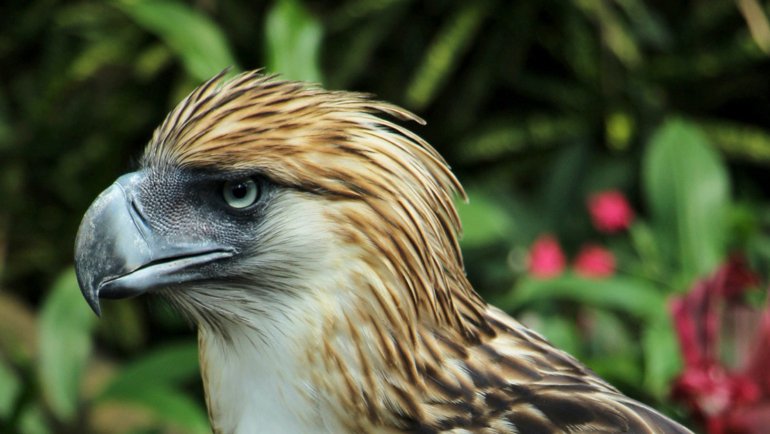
[232,184,247,198]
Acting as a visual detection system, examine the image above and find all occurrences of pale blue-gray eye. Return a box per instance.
[223,179,258,209]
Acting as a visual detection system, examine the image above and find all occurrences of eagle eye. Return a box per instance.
[222,178,259,209]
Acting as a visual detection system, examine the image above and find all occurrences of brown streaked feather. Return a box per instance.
[144,70,483,337]
[145,71,692,433]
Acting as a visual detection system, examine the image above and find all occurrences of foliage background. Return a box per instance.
[2,0,770,432]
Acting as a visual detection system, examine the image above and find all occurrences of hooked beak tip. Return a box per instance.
[87,293,102,317]
[77,272,102,316]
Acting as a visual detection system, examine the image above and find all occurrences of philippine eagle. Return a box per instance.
[75,70,692,434]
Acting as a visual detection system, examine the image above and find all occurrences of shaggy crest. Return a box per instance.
[143,70,486,339]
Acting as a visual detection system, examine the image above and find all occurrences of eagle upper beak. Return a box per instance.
[74,171,235,316]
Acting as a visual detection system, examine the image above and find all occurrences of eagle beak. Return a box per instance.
[74,172,235,316]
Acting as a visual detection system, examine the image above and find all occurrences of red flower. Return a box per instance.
[670,256,769,434]
[574,244,615,278]
[528,234,566,278]
[588,190,634,233]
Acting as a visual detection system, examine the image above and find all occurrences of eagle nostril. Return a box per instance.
[128,199,152,242]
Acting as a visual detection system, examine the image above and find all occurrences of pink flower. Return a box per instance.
[528,234,566,278]
[670,256,770,434]
[588,190,634,233]
[574,244,615,278]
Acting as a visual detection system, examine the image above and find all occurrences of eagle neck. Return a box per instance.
[197,310,343,434]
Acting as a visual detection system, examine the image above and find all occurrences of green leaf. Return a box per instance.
[18,405,51,434]
[586,354,642,389]
[100,386,209,434]
[134,43,173,80]
[116,0,239,81]
[586,308,636,357]
[643,119,730,282]
[405,0,490,109]
[642,316,682,398]
[67,33,133,81]
[575,0,641,67]
[458,189,516,248]
[98,341,200,400]
[265,0,323,83]
[38,268,96,421]
[615,0,672,49]
[457,115,587,163]
[96,343,205,434]
[628,222,667,283]
[500,275,667,320]
[0,357,20,418]
[699,118,770,164]
[580,309,642,387]
[649,33,764,81]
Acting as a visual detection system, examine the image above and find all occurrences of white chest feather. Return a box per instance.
[199,326,338,434]
[197,306,359,434]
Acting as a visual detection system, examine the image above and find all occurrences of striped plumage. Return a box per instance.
[76,70,693,433]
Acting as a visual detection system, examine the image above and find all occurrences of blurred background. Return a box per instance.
[3,0,770,432]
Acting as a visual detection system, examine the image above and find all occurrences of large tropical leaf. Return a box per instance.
[642,119,730,283]
[38,269,96,421]
[265,0,323,83]
[117,0,239,81]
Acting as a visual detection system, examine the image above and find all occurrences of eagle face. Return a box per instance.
[76,164,331,322]
[75,71,693,434]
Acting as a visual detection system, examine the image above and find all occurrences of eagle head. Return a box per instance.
[75,70,480,339]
